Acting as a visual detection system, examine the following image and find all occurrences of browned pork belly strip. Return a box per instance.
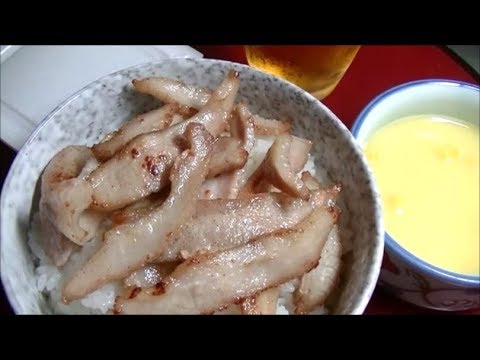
[159,190,326,262]
[251,115,291,136]
[295,225,342,314]
[111,190,325,262]
[92,104,179,162]
[294,171,343,314]
[133,77,290,136]
[114,193,340,315]
[240,135,312,198]
[207,137,248,178]
[62,123,214,303]
[123,262,180,290]
[39,146,104,252]
[38,212,78,267]
[230,104,256,153]
[199,103,256,200]
[87,71,239,211]
[132,76,211,109]
[241,287,280,315]
[262,134,310,199]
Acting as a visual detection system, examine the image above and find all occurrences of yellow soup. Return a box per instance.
[363,114,479,276]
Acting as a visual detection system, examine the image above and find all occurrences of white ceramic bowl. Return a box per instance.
[1,58,383,314]
[352,79,480,311]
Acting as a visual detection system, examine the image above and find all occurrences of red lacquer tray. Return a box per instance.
[193,45,479,315]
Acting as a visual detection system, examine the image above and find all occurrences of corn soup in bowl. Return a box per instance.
[352,79,479,311]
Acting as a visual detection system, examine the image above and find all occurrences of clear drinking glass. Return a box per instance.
[245,45,361,100]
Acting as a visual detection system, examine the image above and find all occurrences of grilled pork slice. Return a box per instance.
[62,123,214,303]
[114,194,340,315]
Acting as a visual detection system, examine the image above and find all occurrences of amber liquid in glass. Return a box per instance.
[245,45,360,99]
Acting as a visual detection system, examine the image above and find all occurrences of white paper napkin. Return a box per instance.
[0,45,203,150]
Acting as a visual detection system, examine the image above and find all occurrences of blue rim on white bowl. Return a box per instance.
[351,78,480,288]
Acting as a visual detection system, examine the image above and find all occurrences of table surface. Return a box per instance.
[0,45,478,315]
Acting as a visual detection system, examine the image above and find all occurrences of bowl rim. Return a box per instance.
[351,78,480,287]
[1,57,384,314]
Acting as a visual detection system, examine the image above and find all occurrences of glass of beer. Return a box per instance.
[244,45,360,100]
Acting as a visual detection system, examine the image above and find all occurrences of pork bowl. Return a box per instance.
[0,58,383,314]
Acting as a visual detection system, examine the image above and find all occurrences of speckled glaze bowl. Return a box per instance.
[1,58,383,314]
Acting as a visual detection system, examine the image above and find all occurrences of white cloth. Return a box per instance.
[0,45,203,150]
